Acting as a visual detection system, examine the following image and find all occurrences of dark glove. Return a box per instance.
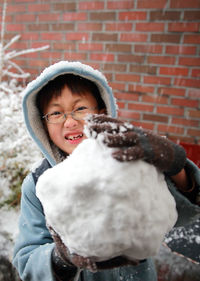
[49,226,97,273]
[49,226,139,274]
[86,114,187,176]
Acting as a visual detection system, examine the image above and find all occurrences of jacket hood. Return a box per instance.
[22,61,117,166]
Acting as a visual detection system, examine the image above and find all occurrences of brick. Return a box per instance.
[159,67,188,76]
[15,14,36,22]
[157,124,184,134]
[158,87,185,96]
[79,1,104,10]
[166,45,196,55]
[28,4,50,12]
[156,106,184,116]
[117,101,126,109]
[129,84,155,94]
[172,98,199,108]
[21,33,39,41]
[137,0,167,9]
[148,56,175,65]
[170,136,195,144]
[118,54,145,63]
[107,0,134,9]
[7,23,25,32]
[105,44,131,53]
[132,121,155,130]
[115,74,141,83]
[174,78,200,88]
[32,42,50,49]
[41,33,62,41]
[142,95,168,104]
[143,76,171,85]
[187,129,200,137]
[28,23,50,31]
[130,65,157,75]
[79,43,103,51]
[92,33,118,41]
[136,22,165,32]
[115,92,140,101]
[134,44,163,54]
[53,3,76,11]
[170,0,200,8]
[7,4,26,13]
[118,110,141,120]
[191,69,200,78]
[172,118,199,127]
[119,11,147,21]
[90,12,116,21]
[38,14,60,22]
[151,34,181,43]
[179,57,200,67]
[106,23,132,31]
[102,64,127,72]
[40,52,62,60]
[128,103,154,112]
[168,22,199,32]
[150,11,181,21]
[51,23,75,31]
[53,42,76,51]
[120,33,147,42]
[110,82,126,91]
[188,89,200,98]
[143,114,168,123]
[63,52,87,61]
[90,53,114,62]
[63,12,87,21]
[184,34,200,44]
[184,11,200,21]
[77,23,102,31]
[27,59,48,68]
[189,110,200,118]
[66,33,89,41]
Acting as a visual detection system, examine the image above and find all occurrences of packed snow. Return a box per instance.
[36,136,178,261]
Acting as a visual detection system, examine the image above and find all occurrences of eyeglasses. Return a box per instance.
[42,106,97,124]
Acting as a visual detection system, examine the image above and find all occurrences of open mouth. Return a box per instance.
[65,133,84,145]
[65,133,83,140]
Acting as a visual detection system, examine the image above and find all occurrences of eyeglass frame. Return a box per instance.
[42,106,98,124]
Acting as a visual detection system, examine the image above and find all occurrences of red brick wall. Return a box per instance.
[1,0,200,144]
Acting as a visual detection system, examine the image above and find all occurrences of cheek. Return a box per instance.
[46,125,61,142]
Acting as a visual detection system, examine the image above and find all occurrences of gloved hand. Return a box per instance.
[86,114,186,176]
[49,226,139,273]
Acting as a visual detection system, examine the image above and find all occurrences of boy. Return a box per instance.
[13,61,200,281]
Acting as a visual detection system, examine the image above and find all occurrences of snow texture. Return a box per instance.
[36,137,178,261]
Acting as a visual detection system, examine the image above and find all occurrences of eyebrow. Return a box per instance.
[49,98,83,108]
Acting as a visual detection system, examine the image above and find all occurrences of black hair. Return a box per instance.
[36,74,106,115]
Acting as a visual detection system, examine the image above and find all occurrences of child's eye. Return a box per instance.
[50,111,62,116]
[75,106,88,112]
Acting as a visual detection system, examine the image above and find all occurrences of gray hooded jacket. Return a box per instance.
[13,61,200,281]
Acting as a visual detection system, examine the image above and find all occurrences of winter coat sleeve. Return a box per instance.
[12,173,56,281]
[166,159,200,227]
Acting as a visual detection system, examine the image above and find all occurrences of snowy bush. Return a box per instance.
[0,0,47,208]
[0,79,41,207]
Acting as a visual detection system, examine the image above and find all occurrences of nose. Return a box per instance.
[63,114,78,128]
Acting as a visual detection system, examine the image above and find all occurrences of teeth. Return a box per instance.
[67,134,83,140]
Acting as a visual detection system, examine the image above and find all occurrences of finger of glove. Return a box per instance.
[103,131,140,147]
[96,256,139,270]
[70,254,97,272]
[87,114,124,125]
[112,146,144,162]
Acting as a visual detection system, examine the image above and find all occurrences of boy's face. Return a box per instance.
[44,86,104,155]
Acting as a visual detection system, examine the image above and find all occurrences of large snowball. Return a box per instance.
[36,138,177,261]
